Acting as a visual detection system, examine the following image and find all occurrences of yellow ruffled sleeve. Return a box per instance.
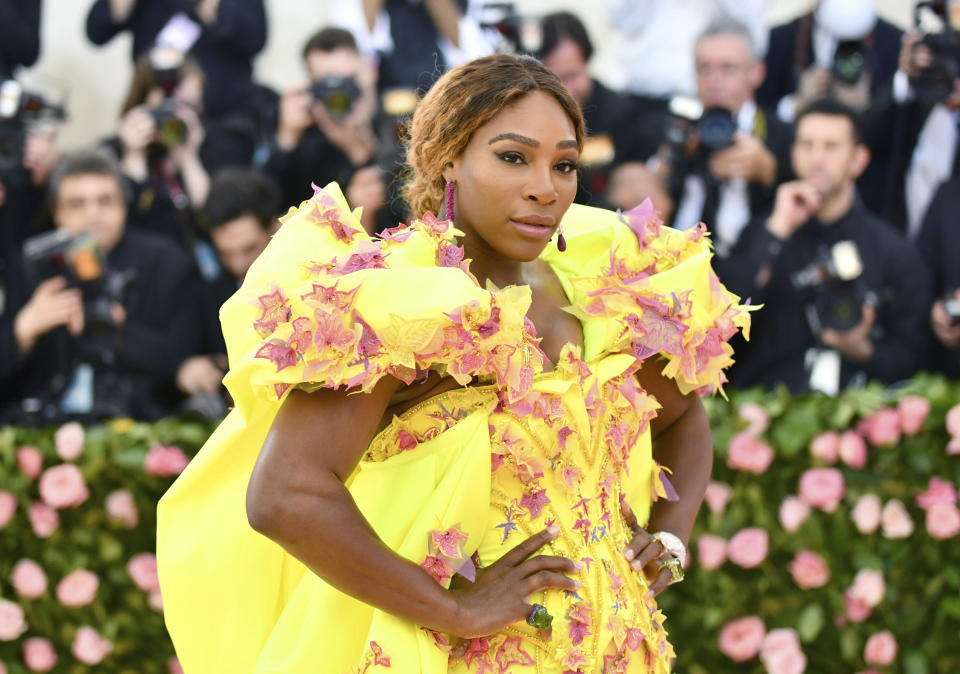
[220,183,543,417]
[541,200,753,395]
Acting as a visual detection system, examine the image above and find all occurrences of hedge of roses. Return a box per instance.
[1,376,958,672]
[661,374,960,674]
[0,417,209,673]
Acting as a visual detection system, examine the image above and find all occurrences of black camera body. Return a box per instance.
[148,99,189,148]
[664,96,737,187]
[832,40,870,86]
[0,80,66,186]
[792,240,872,333]
[310,75,362,120]
[912,1,960,105]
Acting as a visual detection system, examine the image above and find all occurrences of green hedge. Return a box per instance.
[1,376,958,673]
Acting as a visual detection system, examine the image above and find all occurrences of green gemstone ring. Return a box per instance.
[526,603,553,630]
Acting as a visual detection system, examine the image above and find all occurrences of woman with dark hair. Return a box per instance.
[158,53,750,672]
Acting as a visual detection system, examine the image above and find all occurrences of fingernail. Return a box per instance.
[573,561,583,571]
[546,525,559,536]
[624,548,635,561]
[574,580,582,589]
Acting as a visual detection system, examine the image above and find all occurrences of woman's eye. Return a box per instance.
[556,161,579,174]
[497,152,525,164]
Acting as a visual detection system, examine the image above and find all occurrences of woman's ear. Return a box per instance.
[441,161,456,183]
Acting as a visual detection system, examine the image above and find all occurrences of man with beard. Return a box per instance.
[716,98,930,393]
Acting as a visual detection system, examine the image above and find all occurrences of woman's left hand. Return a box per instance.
[620,499,677,597]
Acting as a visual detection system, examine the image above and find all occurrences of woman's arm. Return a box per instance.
[246,379,580,638]
[622,358,713,594]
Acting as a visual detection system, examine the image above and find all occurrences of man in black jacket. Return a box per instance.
[716,99,931,394]
[0,148,200,424]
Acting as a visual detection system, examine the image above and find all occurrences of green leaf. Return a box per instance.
[797,603,825,642]
[112,448,148,470]
[904,651,928,674]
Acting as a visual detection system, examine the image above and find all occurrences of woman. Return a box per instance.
[158,54,750,672]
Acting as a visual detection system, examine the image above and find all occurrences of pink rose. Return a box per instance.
[849,569,885,607]
[704,481,733,515]
[168,657,185,674]
[10,559,47,599]
[839,431,868,469]
[946,403,960,438]
[851,494,882,534]
[16,446,42,480]
[727,432,774,474]
[915,477,958,511]
[0,599,28,641]
[0,491,16,530]
[738,402,770,436]
[697,534,727,570]
[53,422,85,461]
[22,637,56,672]
[143,445,190,477]
[898,396,930,436]
[27,502,59,538]
[728,527,769,568]
[844,589,872,622]
[799,468,845,512]
[864,631,898,667]
[809,431,839,464]
[881,499,914,539]
[926,502,960,540]
[861,408,901,447]
[789,550,830,589]
[779,496,812,532]
[718,615,766,662]
[38,464,89,509]
[760,628,807,674]
[56,570,99,607]
[127,553,159,592]
[148,589,164,612]
[948,437,960,455]
[105,490,139,529]
[71,626,112,665]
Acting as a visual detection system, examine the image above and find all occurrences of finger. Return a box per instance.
[820,328,837,347]
[623,526,653,562]
[517,555,582,578]
[495,526,559,568]
[630,539,665,572]
[648,566,674,597]
[619,498,640,534]
[522,569,581,597]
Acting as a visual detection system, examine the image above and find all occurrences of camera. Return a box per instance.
[145,46,191,148]
[664,96,736,167]
[310,75,362,120]
[944,295,960,326]
[792,240,873,332]
[148,99,189,148]
[911,1,960,105]
[22,230,134,349]
[478,3,543,54]
[832,40,869,86]
[0,80,66,186]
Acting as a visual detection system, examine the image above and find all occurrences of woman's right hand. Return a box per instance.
[118,105,156,154]
[447,526,582,639]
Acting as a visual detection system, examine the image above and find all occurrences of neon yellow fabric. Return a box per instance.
[157,185,750,673]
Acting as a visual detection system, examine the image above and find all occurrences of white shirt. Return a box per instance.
[673,100,757,256]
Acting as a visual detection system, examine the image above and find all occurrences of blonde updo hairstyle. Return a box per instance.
[403,53,585,218]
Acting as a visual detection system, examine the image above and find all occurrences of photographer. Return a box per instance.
[262,28,385,226]
[0,148,200,425]
[759,0,902,121]
[174,167,282,417]
[85,0,266,120]
[112,49,210,250]
[716,99,931,394]
[654,19,793,257]
[866,4,960,237]
[915,177,960,378]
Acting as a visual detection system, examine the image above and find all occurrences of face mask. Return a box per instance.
[815,0,877,40]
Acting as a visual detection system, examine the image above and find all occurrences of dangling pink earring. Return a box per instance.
[445,179,455,223]
[557,223,567,252]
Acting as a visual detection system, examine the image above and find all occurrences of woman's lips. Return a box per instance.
[509,215,557,240]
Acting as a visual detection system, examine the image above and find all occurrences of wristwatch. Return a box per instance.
[651,531,687,567]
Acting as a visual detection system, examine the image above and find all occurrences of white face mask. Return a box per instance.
[815,0,878,40]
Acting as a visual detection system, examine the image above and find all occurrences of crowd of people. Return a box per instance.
[0,0,957,425]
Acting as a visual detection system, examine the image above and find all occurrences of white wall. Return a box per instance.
[17,0,914,149]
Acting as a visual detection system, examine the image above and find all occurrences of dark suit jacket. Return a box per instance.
[758,15,903,110]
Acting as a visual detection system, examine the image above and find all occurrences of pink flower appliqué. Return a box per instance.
[430,526,469,560]
[252,290,291,338]
[420,555,453,584]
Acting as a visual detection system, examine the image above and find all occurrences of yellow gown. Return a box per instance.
[157,183,750,673]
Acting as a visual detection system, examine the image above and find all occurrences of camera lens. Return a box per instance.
[698,108,736,151]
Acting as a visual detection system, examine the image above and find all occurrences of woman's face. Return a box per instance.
[449,91,579,262]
